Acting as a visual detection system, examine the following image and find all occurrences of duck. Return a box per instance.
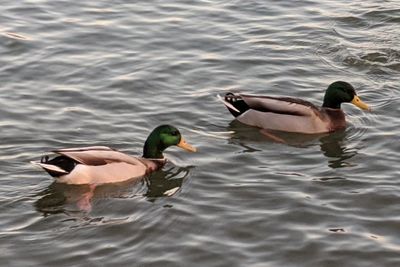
[220,81,370,134]
[31,125,196,185]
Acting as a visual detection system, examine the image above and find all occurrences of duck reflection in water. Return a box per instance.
[35,164,191,215]
[319,129,358,168]
[228,121,358,169]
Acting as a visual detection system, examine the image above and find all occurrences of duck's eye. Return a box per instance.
[171,131,178,136]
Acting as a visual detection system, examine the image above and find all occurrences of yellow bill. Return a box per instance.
[177,137,197,152]
[351,95,370,111]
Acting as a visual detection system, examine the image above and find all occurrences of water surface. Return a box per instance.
[0,0,399,266]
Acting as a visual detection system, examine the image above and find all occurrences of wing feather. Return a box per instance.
[54,146,144,166]
[240,94,319,117]
[237,109,329,134]
[53,146,115,153]
[57,163,149,184]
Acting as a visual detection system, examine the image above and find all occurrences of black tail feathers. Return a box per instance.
[41,155,77,177]
[224,92,249,117]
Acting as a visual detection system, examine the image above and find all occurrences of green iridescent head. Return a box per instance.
[143,125,196,159]
[322,81,370,110]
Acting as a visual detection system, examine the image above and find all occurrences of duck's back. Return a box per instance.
[236,95,332,134]
[33,146,165,184]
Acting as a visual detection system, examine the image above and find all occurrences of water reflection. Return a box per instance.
[144,165,191,200]
[34,164,191,215]
[228,121,358,169]
[319,130,358,168]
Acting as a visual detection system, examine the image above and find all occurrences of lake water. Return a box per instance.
[0,0,399,266]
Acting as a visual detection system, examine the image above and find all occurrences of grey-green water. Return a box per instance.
[0,1,399,266]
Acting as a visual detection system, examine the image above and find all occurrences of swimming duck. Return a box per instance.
[31,125,196,185]
[220,81,370,134]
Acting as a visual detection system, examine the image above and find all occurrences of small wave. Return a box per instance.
[361,84,397,109]
[346,115,370,142]
[187,128,234,139]
[2,31,30,40]
[317,42,400,73]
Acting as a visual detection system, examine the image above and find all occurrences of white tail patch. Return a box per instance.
[217,94,240,113]
[30,161,69,174]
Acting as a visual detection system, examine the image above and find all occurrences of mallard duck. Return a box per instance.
[220,81,370,134]
[31,125,196,185]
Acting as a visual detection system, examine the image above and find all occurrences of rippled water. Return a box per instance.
[0,0,399,266]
